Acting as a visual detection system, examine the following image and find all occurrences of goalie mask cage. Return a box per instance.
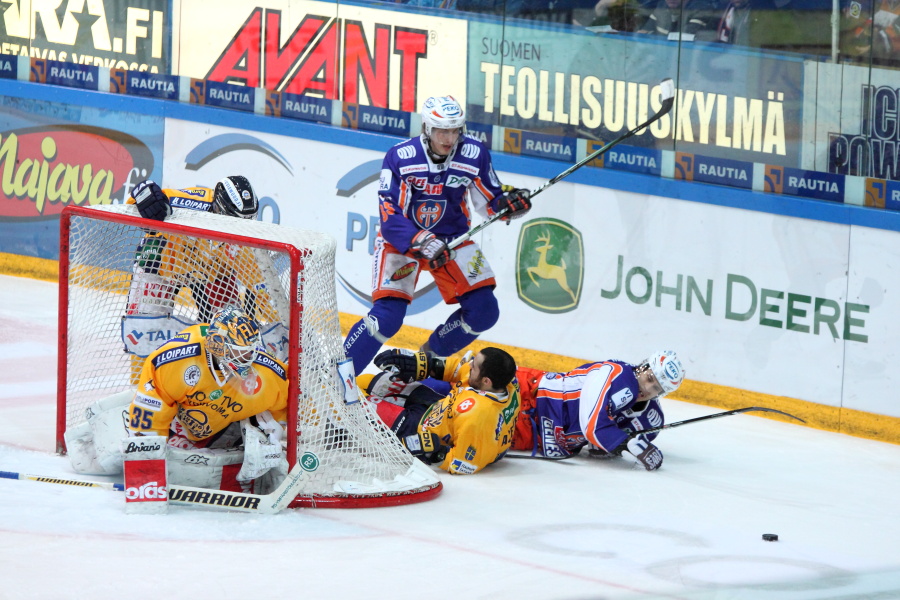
[57,204,441,508]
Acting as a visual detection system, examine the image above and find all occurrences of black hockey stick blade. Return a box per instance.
[636,406,805,437]
[505,452,578,461]
[449,78,676,250]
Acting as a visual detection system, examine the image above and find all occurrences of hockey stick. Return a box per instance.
[449,78,676,250]
[505,452,577,461]
[0,450,320,515]
[0,470,125,490]
[632,406,805,437]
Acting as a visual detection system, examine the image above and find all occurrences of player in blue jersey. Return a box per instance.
[512,350,685,470]
[343,95,533,375]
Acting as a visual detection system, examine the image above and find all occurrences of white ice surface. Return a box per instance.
[1,274,899,600]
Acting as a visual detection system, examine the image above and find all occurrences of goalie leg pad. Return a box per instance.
[123,435,168,514]
[166,445,246,489]
[66,390,134,475]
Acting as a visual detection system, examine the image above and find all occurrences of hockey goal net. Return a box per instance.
[57,204,441,508]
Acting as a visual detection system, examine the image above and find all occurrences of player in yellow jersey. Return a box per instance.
[127,307,289,442]
[360,347,520,475]
[66,307,291,495]
[122,177,288,380]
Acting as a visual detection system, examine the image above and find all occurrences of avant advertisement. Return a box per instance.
[0,0,171,73]
[175,0,467,112]
[0,95,163,258]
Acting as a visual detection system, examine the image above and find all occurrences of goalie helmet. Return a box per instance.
[642,350,685,396]
[213,175,258,219]
[206,307,262,381]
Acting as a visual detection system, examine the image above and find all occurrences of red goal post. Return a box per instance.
[57,204,441,508]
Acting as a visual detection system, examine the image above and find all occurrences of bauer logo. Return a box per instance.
[0,125,155,220]
[516,219,583,314]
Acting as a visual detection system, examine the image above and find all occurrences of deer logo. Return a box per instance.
[527,232,577,304]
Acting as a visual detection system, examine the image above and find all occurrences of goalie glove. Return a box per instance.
[626,434,664,471]
[409,230,454,270]
[402,432,450,465]
[131,180,171,222]
[374,348,446,382]
[490,187,532,221]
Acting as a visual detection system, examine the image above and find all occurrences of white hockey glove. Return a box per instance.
[626,434,664,471]
[131,180,171,222]
[366,367,410,401]
[237,414,287,483]
[409,230,454,270]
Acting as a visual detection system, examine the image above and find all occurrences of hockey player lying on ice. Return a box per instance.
[359,347,521,475]
[65,307,291,495]
[365,349,685,472]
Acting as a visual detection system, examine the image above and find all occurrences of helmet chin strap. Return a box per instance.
[422,134,450,163]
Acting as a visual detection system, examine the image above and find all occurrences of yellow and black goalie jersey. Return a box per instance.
[419,356,521,475]
[128,324,289,442]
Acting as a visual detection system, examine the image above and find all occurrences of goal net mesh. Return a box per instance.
[59,204,439,507]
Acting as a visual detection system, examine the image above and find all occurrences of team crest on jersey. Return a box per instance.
[516,219,584,314]
[415,200,445,229]
[178,407,213,439]
[183,365,201,386]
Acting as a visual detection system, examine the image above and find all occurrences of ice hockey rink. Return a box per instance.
[1,273,899,600]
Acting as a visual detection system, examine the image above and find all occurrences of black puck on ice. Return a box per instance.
[762,533,779,542]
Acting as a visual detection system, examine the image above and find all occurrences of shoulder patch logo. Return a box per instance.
[516,218,583,313]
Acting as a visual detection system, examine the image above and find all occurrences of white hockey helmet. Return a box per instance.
[643,350,685,396]
[213,175,258,219]
[421,95,466,138]
[206,307,262,381]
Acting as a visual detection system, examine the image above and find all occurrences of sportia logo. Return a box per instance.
[515,219,583,313]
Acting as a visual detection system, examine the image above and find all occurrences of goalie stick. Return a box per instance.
[0,450,320,515]
[449,78,676,250]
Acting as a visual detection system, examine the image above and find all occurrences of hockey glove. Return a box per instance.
[626,434,664,471]
[409,230,454,270]
[491,188,532,221]
[131,180,171,222]
[366,367,409,400]
[374,348,446,382]
[402,432,450,465]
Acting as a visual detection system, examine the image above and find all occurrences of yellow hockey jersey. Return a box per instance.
[127,185,280,325]
[128,324,290,442]
[419,356,521,475]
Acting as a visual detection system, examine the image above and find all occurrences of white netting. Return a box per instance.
[61,204,439,505]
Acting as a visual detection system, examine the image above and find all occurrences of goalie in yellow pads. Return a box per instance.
[360,347,520,475]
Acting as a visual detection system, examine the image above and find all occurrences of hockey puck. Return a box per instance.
[762,533,779,542]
